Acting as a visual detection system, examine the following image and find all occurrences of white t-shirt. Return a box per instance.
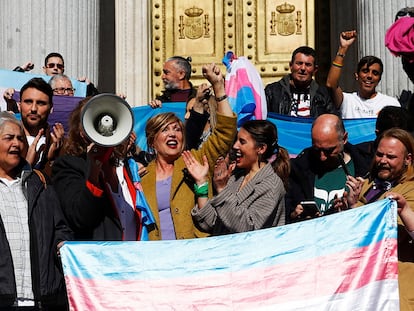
[106,164,137,241]
[341,92,400,119]
[26,135,46,166]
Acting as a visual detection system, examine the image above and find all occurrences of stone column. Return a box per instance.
[115,0,150,107]
[357,0,412,97]
[0,0,99,89]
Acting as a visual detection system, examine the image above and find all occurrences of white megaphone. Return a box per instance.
[81,93,134,147]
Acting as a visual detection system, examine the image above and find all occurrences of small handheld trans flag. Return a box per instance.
[128,158,155,240]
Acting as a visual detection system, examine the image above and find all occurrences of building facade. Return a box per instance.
[0,0,411,107]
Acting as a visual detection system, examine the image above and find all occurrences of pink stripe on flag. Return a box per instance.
[65,239,398,310]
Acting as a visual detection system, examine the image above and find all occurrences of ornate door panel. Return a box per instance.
[151,0,314,98]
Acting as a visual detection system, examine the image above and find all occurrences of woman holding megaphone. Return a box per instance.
[51,95,147,241]
[141,63,237,240]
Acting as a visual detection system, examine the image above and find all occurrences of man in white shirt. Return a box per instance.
[326,30,400,119]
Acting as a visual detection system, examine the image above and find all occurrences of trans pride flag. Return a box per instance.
[222,51,267,127]
[60,199,399,310]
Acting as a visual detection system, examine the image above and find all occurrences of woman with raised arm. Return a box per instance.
[141,63,237,240]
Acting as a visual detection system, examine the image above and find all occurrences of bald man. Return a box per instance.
[285,114,371,223]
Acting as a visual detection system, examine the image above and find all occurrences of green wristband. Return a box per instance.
[194,182,209,198]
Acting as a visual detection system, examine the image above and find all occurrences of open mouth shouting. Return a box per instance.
[166,139,178,149]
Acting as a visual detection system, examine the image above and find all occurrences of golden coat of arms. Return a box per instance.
[179,6,210,39]
[271,2,302,36]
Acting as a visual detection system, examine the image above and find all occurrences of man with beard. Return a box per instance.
[148,56,196,107]
[334,128,414,311]
[327,30,400,119]
[19,78,64,174]
[285,114,371,223]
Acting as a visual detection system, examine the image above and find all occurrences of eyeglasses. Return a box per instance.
[46,63,64,70]
[53,87,75,95]
[312,146,337,156]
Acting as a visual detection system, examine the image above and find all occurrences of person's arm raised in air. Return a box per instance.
[326,30,357,109]
[202,63,233,116]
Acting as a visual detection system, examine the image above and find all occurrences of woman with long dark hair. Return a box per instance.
[183,119,290,235]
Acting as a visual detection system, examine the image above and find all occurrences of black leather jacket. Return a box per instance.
[265,75,338,117]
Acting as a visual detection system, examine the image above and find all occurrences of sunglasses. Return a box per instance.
[312,146,337,156]
[46,63,64,70]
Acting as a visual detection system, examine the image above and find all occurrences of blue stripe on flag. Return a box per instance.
[61,198,396,281]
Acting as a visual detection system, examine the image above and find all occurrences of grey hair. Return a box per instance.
[0,112,23,132]
[48,73,73,89]
[166,56,192,80]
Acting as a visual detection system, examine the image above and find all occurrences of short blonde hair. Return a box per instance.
[145,112,185,153]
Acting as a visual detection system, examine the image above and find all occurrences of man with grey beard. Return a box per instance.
[148,56,196,107]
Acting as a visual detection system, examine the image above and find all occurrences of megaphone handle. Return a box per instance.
[96,147,114,163]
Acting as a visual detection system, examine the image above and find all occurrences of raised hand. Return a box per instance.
[26,128,45,165]
[48,123,65,161]
[182,150,209,185]
[340,30,357,48]
[213,155,233,193]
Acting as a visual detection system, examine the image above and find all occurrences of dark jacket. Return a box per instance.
[35,125,57,177]
[285,143,372,223]
[265,75,338,117]
[0,164,73,308]
[52,155,138,241]
[184,109,210,150]
[156,82,197,103]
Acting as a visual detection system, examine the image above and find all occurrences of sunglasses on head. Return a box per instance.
[46,63,64,70]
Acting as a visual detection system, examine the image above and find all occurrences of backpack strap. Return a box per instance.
[33,169,47,189]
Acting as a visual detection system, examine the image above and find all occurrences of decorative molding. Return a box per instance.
[150,0,314,98]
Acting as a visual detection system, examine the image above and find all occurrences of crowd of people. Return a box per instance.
[1,27,414,310]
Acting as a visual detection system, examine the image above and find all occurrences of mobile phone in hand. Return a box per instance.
[300,201,321,218]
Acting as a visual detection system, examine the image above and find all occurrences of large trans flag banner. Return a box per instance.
[60,199,399,310]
